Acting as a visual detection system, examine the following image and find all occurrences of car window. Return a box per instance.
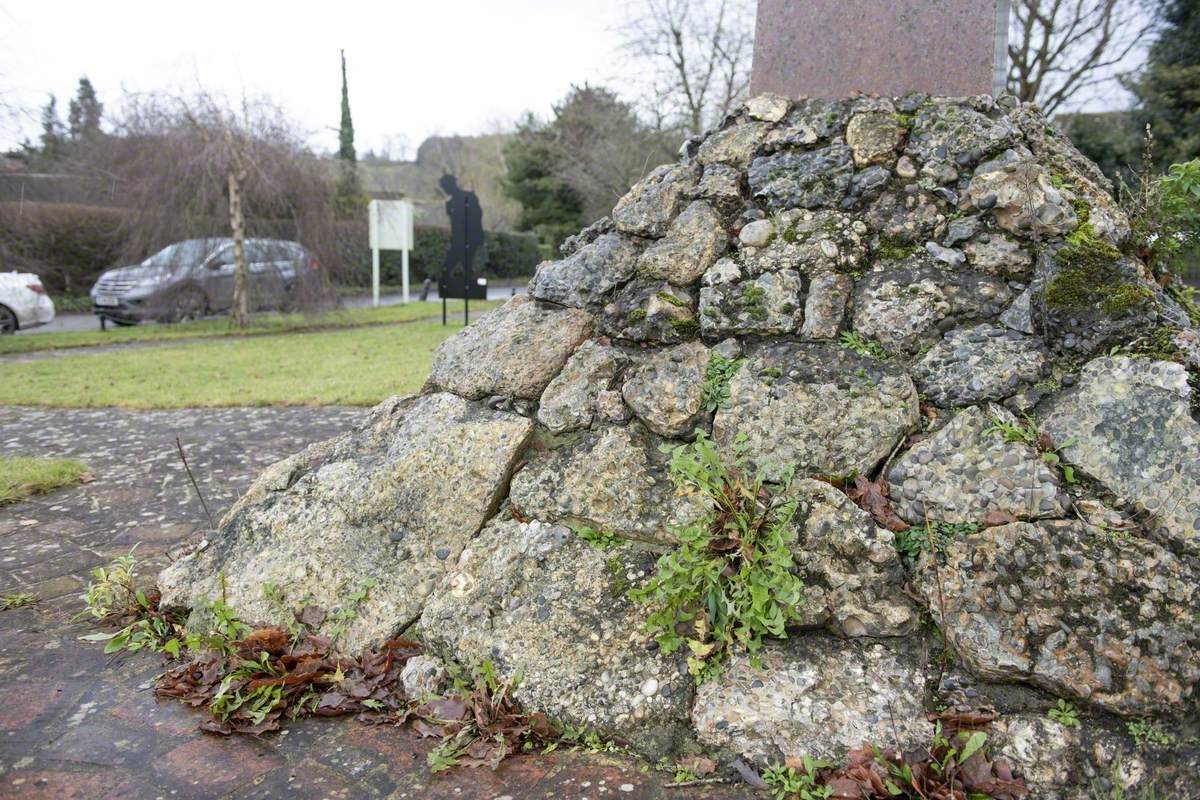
[144,239,222,269]
[210,246,236,267]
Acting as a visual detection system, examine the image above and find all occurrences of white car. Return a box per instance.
[0,272,56,334]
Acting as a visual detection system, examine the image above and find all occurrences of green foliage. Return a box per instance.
[572,525,619,549]
[701,352,744,413]
[894,522,978,568]
[79,547,141,620]
[1048,699,1080,728]
[630,433,806,682]
[77,547,186,656]
[1127,0,1200,168]
[0,592,38,610]
[763,758,835,800]
[984,414,1079,484]
[501,114,585,253]
[839,330,890,360]
[1127,720,1174,750]
[67,76,103,140]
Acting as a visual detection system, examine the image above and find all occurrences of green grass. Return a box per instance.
[0,457,90,504]
[0,300,500,356]
[0,320,474,408]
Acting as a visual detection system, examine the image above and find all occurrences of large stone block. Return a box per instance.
[158,393,533,653]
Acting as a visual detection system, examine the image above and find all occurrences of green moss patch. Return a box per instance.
[1045,222,1152,316]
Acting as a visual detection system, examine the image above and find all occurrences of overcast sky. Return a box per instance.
[0,0,1142,158]
[0,0,635,156]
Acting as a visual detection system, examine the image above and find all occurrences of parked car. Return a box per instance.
[0,271,56,334]
[90,238,321,325]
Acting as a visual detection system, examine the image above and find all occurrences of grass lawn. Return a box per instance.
[0,320,472,408]
[0,457,90,504]
[0,300,501,356]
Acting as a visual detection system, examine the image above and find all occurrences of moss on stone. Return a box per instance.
[669,317,700,338]
[875,236,919,261]
[655,291,688,308]
[1045,220,1145,315]
[627,308,648,324]
[1101,284,1155,315]
[738,284,769,321]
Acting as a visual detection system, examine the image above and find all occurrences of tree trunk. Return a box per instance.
[227,170,249,327]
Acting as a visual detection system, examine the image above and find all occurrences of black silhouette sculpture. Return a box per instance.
[437,174,486,324]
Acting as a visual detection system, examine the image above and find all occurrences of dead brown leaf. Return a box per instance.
[846,475,911,532]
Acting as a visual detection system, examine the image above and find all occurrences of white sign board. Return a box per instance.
[368,199,415,305]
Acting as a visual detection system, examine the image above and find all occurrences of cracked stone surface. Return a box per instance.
[1042,356,1200,557]
[789,479,917,637]
[912,323,1049,407]
[918,520,1200,715]
[429,296,593,400]
[713,341,919,481]
[887,405,1069,525]
[691,635,931,764]
[159,393,533,653]
[419,517,691,757]
[537,340,626,434]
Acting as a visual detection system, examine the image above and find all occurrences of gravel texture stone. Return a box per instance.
[713,341,918,481]
[846,108,905,168]
[531,232,641,309]
[636,201,728,285]
[852,258,1013,354]
[789,479,917,637]
[537,340,626,434]
[418,517,691,757]
[696,119,770,170]
[887,405,1069,525]
[620,341,709,438]
[1042,356,1200,557]
[912,323,1049,406]
[748,144,854,212]
[158,393,533,653]
[509,425,704,545]
[429,295,593,400]
[599,281,698,345]
[698,261,803,337]
[918,520,1200,715]
[691,635,931,764]
[801,273,853,339]
[612,163,698,238]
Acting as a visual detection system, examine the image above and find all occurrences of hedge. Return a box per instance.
[0,202,542,295]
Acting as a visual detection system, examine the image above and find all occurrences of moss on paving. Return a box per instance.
[0,457,89,505]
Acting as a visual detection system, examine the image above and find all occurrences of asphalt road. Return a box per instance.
[15,284,527,336]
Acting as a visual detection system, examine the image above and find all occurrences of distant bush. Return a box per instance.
[334,222,540,287]
[0,203,125,294]
[0,202,540,295]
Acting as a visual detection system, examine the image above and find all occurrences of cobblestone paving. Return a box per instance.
[0,406,743,799]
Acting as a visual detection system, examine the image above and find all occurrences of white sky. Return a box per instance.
[0,0,1141,157]
[0,0,634,155]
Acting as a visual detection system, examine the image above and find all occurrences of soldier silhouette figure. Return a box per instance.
[438,174,486,324]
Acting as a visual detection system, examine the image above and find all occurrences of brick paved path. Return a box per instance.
[0,406,746,799]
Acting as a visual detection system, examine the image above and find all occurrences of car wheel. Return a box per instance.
[0,305,17,335]
[164,287,207,323]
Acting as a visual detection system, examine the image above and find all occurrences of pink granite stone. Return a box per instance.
[751,0,1010,99]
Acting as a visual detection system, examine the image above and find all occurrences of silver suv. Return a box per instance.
[90,238,319,325]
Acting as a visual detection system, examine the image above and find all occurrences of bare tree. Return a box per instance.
[1008,0,1157,116]
[103,90,338,326]
[618,0,755,136]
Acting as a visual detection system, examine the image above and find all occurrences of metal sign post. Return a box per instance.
[367,199,414,306]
